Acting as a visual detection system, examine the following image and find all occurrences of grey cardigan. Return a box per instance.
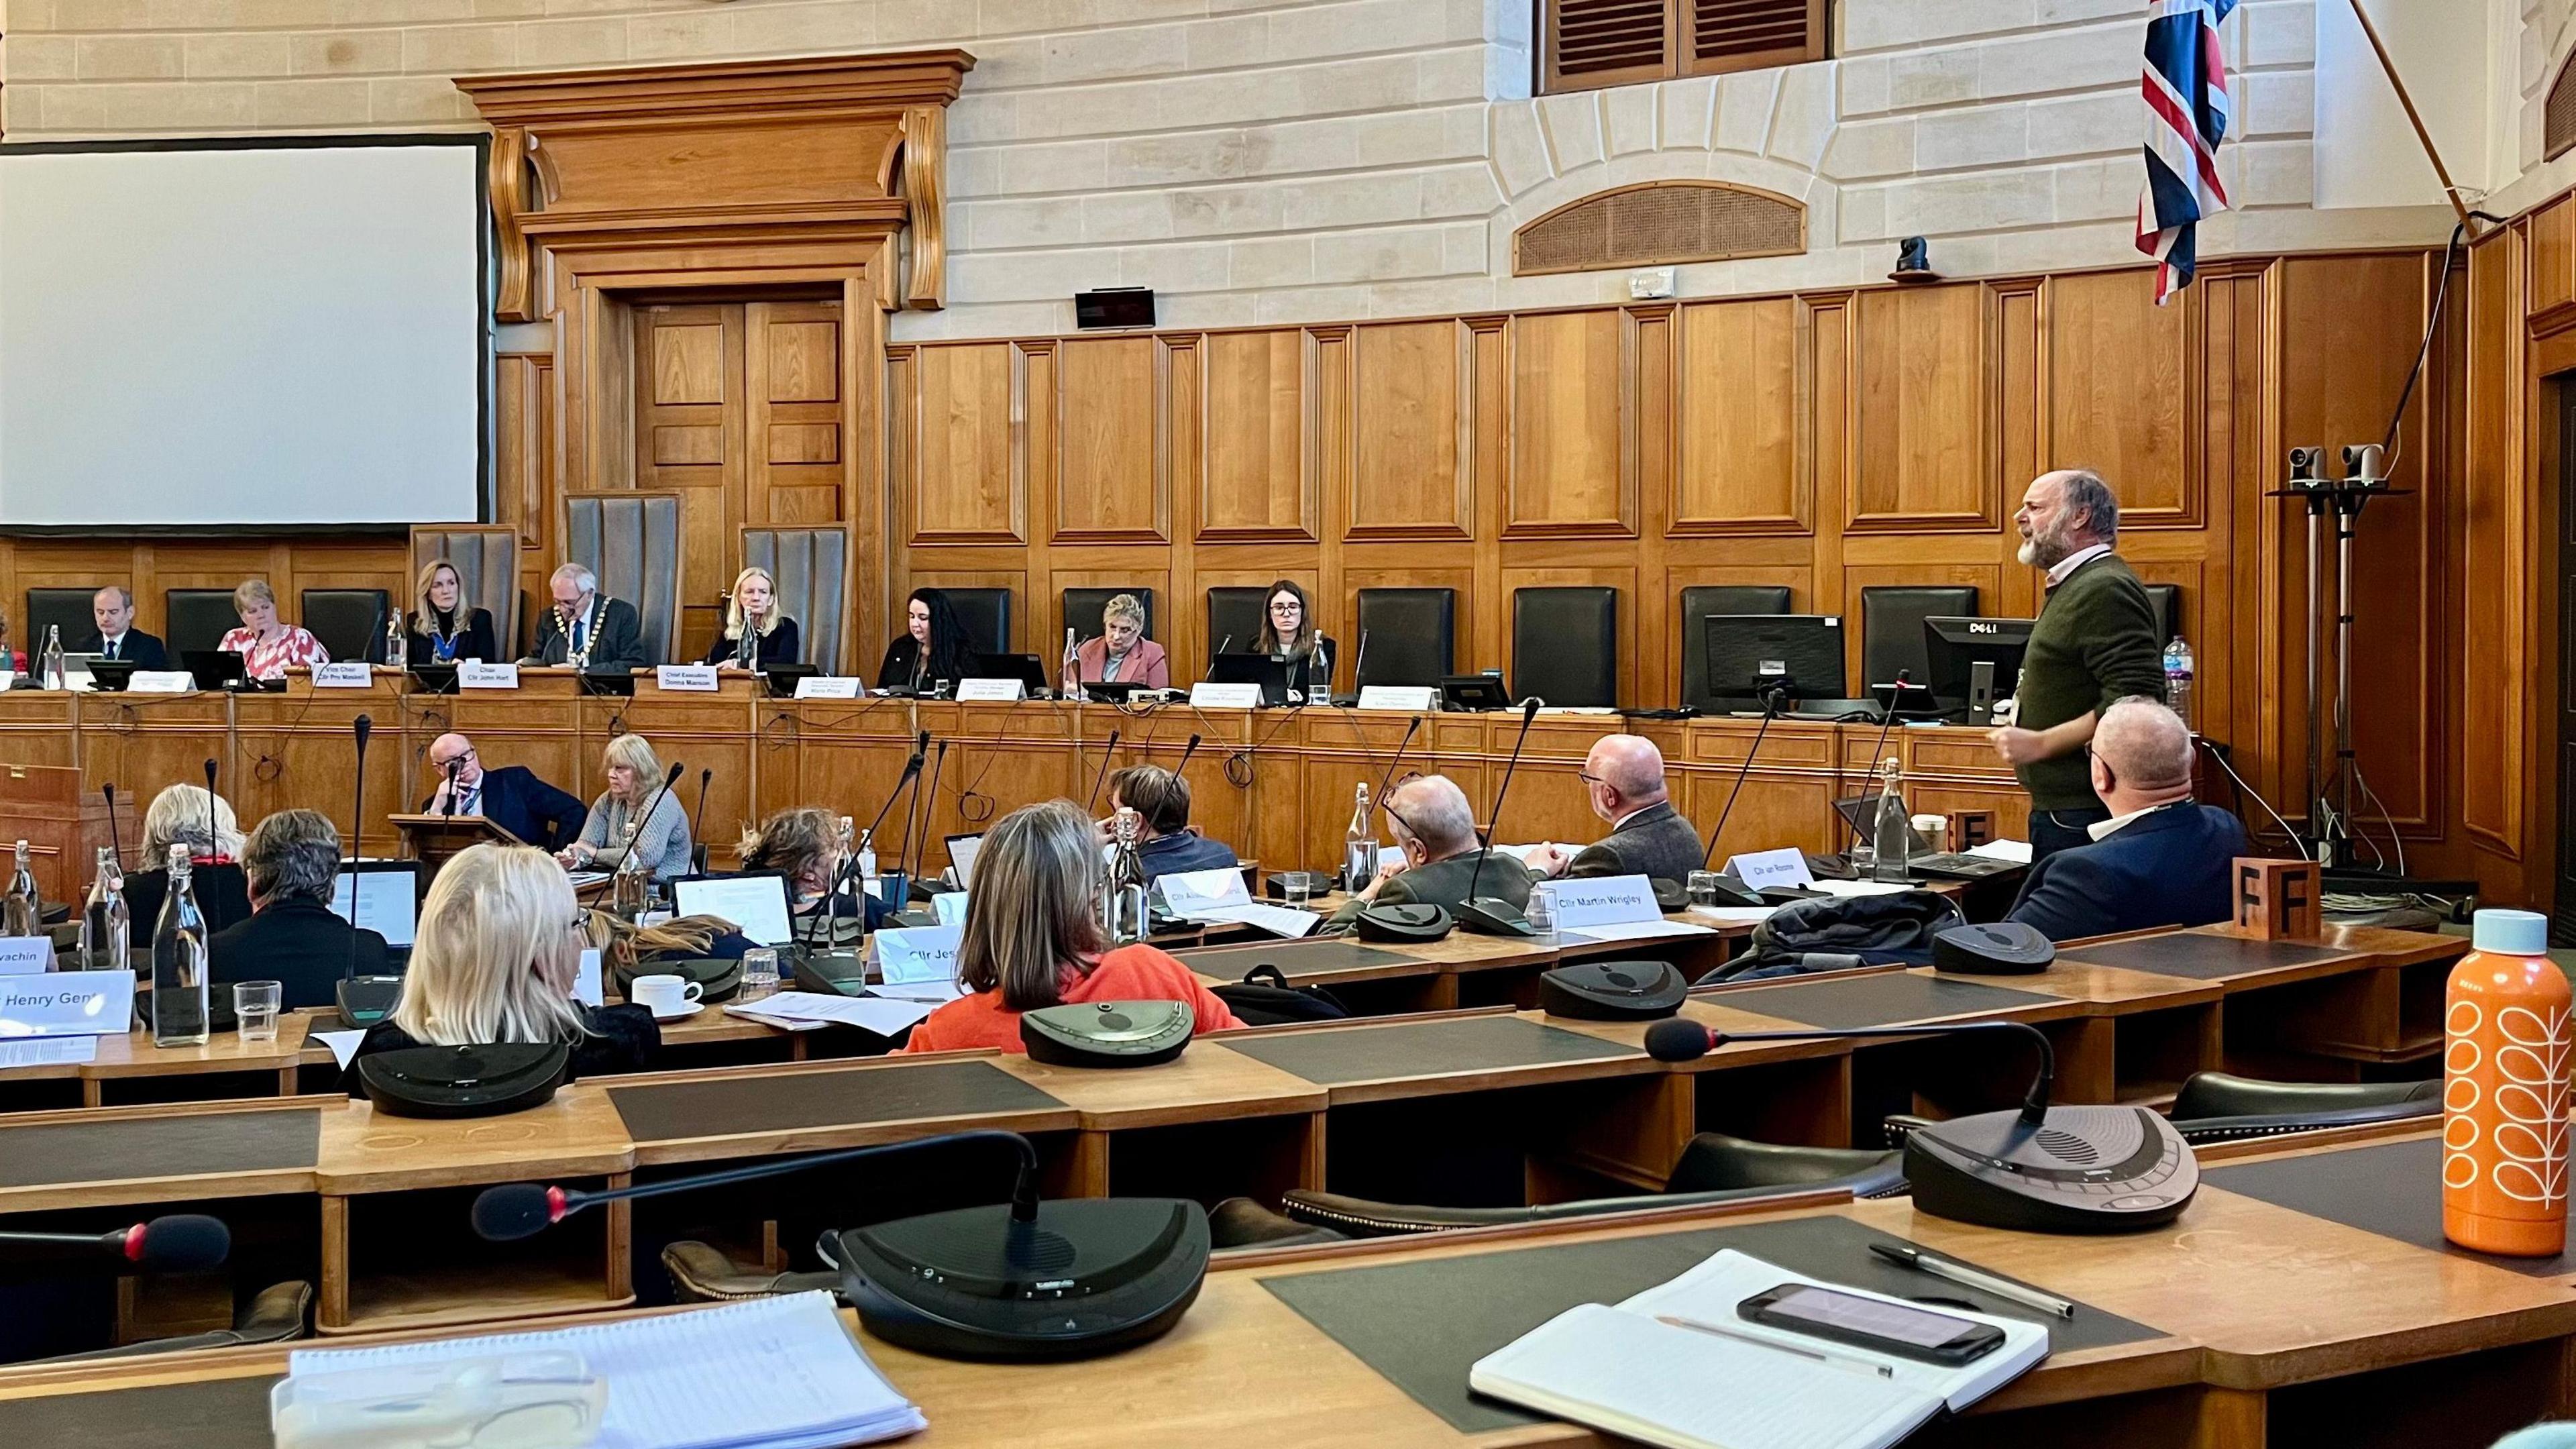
[578,789,693,882]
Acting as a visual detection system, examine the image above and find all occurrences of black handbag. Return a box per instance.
[1211,964,1350,1026]
[356,1043,571,1118]
[609,955,743,1004]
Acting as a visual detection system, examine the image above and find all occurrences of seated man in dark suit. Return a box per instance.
[2006,696,2248,942]
[1321,774,1534,935]
[1536,734,1705,888]
[1104,765,1238,881]
[525,562,651,670]
[82,585,168,669]
[210,809,391,1011]
[422,732,587,851]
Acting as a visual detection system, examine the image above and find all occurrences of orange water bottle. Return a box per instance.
[2445,908,2571,1256]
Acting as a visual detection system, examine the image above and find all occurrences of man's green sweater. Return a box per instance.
[2015,553,2167,811]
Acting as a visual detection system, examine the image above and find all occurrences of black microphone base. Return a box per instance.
[1904,1105,2197,1234]
[335,976,403,1031]
[828,1197,1210,1360]
[1454,899,1534,936]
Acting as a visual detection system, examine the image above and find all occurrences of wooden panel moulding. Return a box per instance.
[2047,269,2199,527]
[1347,321,1474,542]
[2461,227,2526,856]
[1199,330,1316,543]
[1504,309,1637,539]
[1054,336,1168,545]
[1848,282,1996,533]
[909,343,1022,545]
[1673,296,1806,535]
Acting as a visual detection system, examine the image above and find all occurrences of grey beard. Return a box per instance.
[2019,532,2072,570]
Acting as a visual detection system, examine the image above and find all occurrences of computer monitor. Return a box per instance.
[1702,614,1845,707]
[1921,616,2034,721]
[673,871,795,948]
[329,860,422,949]
[966,652,1051,697]
[1205,652,1294,706]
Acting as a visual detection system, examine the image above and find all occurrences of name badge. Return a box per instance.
[312,661,372,688]
[1725,847,1813,892]
[876,924,963,985]
[459,661,520,690]
[1358,685,1437,712]
[0,969,136,1037]
[0,938,51,975]
[129,670,195,693]
[956,678,1025,702]
[1190,682,1262,709]
[794,676,862,700]
[1546,873,1662,927]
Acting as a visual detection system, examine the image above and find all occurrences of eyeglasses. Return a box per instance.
[1578,770,1605,786]
[434,747,478,769]
[1269,602,1301,614]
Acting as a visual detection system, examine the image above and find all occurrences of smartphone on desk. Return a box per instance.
[1735,1283,2006,1366]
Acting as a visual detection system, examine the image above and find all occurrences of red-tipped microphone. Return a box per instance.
[0,1214,229,1276]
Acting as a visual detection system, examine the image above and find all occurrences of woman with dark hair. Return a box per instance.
[875,587,975,694]
[1253,579,1336,700]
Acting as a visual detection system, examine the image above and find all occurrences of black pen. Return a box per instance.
[1870,1241,2074,1319]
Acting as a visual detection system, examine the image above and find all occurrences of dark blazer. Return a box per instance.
[1564,800,1706,888]
[529,594,650,670]
[1267,636,1335,700]
[1136,830,1240,883]
[122,861,254,940]
[702,617,800,669]
[210,897,391,1012]
[82,629,167,669]
[421,764,588,851]
[345,1003,659,1093]
[875,634,973,693]
[409,607,499,665]
[2005,802,2249,943]
[1322,849,1533,935]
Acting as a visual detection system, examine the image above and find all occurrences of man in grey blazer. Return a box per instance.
[1539,735,1707,889]
[1321,774,1534,936]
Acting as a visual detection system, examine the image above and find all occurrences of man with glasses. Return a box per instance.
[2002,698,2244,941]
[421,732,587,851]
[1318,773,1534,936]
[1534,735,1704,889]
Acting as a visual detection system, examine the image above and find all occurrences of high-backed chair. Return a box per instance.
[1860,584,1978,693]
[1206,587,1267,663]
[743,527,849,674]
[23,588,97,655]
[1678,585,1792,712]
[2143,582,2182,645]
[1353,588,1454,689]
[1061,587,1157,645]
[1511,588,1617,707]
[411,525,521,661]
[300,589,390,664]
[564,492,683,667]
[164,589,241,659]
[939,587,1012,655]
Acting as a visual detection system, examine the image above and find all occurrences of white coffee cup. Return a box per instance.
[630,974,702,1014]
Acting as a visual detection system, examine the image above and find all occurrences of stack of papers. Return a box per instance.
[727,991,937,1037]
[1966,839,2033,864]
[1156,867,1320,938]
[285,1291,923,1449]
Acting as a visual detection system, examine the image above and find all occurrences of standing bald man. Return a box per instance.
[419,732,587,851]
[1988,469,2167,861]
[1538,735,1705,888]
[2004,698,2246,941]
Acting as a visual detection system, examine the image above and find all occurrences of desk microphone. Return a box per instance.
[1698,694,1780,898]
[0,1214,229,1277]
[1175,733,1203,773]
[858,734,929,889]
[904,739,953,885]
[336,714,409,1030]
[1085,729,1122,812]
[690,767,714,872]
[470,1130,1208,1361]
[1642,1017,2194,1232]
[1840,669,1911,850]
[101,784,121,869]
[1371,714,1423,808]
[1456,698,1542,936]
[202,758,220,861]
[442,756,464,819]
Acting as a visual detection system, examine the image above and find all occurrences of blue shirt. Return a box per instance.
[1136,830,1242,883]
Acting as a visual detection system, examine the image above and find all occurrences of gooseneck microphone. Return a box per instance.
[347,714,372,980]
[1701,695,1780,869]
[0,1214,229,1277]
[335,716,411,1028]
[202,758,220,861]
[1840,669,1911,849]
[1175,733,1203,773]
[1456,698,1543,936]
[627,761,687,876]
[442,756,464,819]
[1370,714,1423,808]
[1085,729,1123,812]
[903,739,953,885]
[865,734,929,850]
[101,784,121,869]
[691,767,714,872]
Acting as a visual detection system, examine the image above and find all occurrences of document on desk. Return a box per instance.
[1558,918,1716,945]
[728,991,937,1036]
[1807,879,1913,899]
[1158,869,1320,938]
[0,1035,95,1069]
[1966,839,2033,864]
[310,1030,366,1069]
[286,1290,923,1449]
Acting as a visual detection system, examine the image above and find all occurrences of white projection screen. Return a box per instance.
[0,137,486,527]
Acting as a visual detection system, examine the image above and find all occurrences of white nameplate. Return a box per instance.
[458,661,520,690]
[931,890,970,928]
[1545,873,1662,928]
[1358,685,1437,712]
[311,661,372,689]
[0,969,135,1037]
[1726,847,1814,892]
[875,924,963,985]
[655,664,720,692]
[794,676,863,700]
[129,670,195,693]
[0,938,52,975]
[956,678,1026,702]
[1190,682,1263,709]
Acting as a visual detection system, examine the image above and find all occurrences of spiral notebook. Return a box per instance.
[286,1291,924,1448]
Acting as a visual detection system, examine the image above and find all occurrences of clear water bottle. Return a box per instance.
[1870,758,1912,885]
[151,844,210,1046]
[1344,783,1379,892]
[38,627,64,691]
[610,820,650,920]
[1524,883,1558,946]
[2161,636,2194,733]
[80,847,128,973]
[384,612,408,671]
[1,840,38,936]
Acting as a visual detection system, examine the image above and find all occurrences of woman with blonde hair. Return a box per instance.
[557,733,692,882]
[215,578,329,682]
[702,566,800,670]
[122,780,254,932]
[348,842,656,1084]
[900,800,1241,1055]
[1067,593,1169,690]
[407,557,498,664]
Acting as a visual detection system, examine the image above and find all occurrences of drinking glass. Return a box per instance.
[234,980,282,1042]
[1281,874,1312,908]
[1686,870,1723,908]
[741,948,780,1001]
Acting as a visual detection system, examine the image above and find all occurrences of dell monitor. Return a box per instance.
[1922,616,2033,723]
[1702,614,1845,709]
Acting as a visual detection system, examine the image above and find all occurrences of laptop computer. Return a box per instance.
[327,859,423,962]
[967,653,1051,698]
[1206,652,1295,706]
[181,649,248,691]
[672,871,796,948]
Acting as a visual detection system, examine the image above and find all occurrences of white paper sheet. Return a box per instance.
[311,1029,366,1069]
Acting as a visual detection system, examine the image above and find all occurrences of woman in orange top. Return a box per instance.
[901,799,1243,1055]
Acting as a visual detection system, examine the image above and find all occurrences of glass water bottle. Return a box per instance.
[80,847,127,973]
[151,845,210,1046]
[1,840,38,937]
[1344,783,1378,892]
[1099,808,1148,946]
[1870,758,1913,885]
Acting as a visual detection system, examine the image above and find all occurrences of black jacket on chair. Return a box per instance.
[209,897,392,1012]
[81,629,168,669]
[528,595,650,670]
[1564,800,1706,888]
[2005,803,2249,943]
[420,764,588,852]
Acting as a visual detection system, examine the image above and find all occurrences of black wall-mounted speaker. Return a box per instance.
[1075,287,1156,330]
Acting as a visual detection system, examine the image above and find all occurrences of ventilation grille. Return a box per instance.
[1544,0,1827,93]
[2035,1128,2100,1165]
[1552,0,1670,78]
[2552,53,2576,162]
[1514,182,1807,276]
[1694,0,1817,62]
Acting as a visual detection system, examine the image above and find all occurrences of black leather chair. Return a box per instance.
[1511,588,1617,707]
[1274,1132,1905,1238]
[2143,582,2182,645]
[1882,1071,2441,1153]
[30,1281,311,1362]
[1206,587,1268,663]
[300,588,390,664]
[941,587,1012,655]
[1354,588,1454,689]
[1861,585,1978,694]
[24,588,97,656]
[1061,588,1157,645]
[164,589,241,659]
[1678,585,1792,712]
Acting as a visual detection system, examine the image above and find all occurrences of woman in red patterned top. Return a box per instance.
[215,579,329,682]
[900,799,1242,1055]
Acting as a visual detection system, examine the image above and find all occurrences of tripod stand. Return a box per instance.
[2268,447,2405,871]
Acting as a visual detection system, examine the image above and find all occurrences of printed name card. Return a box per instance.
[794,676,863,700]
[1358,686,1437,712]
[458,661,520,690]
[311,662,372,688]
[931,891,970,928]
[0,970,136,1037]
[875,924,963,985]
[129,670,195,693]
[1544,873,1662,928]
[1190,682,1262,709]
[955,678,1026,702]
[655,665,720,692]
[1725,848,1813,892]
[0,938,52,975]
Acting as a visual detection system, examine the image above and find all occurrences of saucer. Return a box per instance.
[647,1001,705,1022]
